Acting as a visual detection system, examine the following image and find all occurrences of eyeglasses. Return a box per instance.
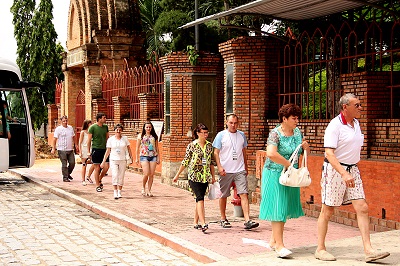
[346,103,362,108]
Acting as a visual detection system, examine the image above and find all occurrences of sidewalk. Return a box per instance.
[8,159,399,265]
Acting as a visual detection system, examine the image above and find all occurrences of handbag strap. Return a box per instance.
[288,144,303,164]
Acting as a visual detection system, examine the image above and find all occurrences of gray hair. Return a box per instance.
[339,93,357,110]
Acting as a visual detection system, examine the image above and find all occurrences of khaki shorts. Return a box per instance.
[219,171,248,198]
[321,162,365,207]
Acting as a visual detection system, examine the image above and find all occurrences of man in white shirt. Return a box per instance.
[315,94,390,263]
[213,114,259,230]
[51,116,78,182]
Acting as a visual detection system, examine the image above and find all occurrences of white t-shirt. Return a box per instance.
[212,129,247,173]
[54,125,75,151]
[324,113,364,164]
[106,135,130,161]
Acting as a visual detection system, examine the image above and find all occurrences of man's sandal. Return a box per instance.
[201,224,208,233]
[220,219,232,228]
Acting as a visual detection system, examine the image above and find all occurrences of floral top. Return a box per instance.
[182,139,215,183]
[139,134,158,157]
[263,125,303,172]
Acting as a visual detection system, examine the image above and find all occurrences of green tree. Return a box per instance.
[139,0,256,58]
[11,0,63,130]
[11,0,35,79]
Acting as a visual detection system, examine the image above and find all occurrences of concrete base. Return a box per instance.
[233,205,244,217]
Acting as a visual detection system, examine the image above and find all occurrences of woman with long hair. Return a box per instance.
[79,119,93,185]
[173,123,215,233]
[135,121,159,197]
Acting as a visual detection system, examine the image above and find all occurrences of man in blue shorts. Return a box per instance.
[213,114,259,230]
[87,112,109,192]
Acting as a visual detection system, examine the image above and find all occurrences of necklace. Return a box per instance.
[280,125,293,136]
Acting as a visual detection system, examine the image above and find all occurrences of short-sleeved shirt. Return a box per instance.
[106,135,130,161]
[324,113,364,165]
[54,125,75,151]
[182,139,215,183]
[212,129,247,173]
[138,134,158,157]
[88,124,109,149]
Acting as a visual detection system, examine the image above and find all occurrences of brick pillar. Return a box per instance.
[112,96,130,124]
[159,52,223,184]
[138,93,160,124]
[219,36,285,202]
[341,71,392,158]
[47,104,59,132]
[92,98,108,121]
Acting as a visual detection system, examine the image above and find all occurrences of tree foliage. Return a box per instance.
[11,0,63,130]
[139,0,255,58]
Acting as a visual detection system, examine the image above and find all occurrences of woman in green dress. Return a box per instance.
[259,104,310,258]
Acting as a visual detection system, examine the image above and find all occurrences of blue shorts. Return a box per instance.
[140,156,157,162]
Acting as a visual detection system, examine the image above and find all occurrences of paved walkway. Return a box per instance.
[8,159,399,265]
[0,172,199,266]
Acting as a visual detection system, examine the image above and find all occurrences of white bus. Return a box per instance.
[0,58,38,171]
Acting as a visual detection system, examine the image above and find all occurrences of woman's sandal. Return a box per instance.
[141,189,146,196]
[193,224,201,230]
[96,186,102,192]
[99,182,103,189]
[86,176,93,184]
[201,224,208,233]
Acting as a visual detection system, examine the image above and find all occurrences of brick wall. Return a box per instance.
[159,52,223,182]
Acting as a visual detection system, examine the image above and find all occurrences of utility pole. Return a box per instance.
[195,0,199,51]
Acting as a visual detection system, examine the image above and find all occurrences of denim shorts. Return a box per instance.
[140,156,157,162]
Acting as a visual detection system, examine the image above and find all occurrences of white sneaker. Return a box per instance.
[113,190,118,199]
[117,190,122,198]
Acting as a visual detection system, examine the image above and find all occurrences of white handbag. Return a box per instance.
[279,144,311,187]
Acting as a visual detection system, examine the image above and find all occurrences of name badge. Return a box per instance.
[116,148,121,154]
[232,151,238,160]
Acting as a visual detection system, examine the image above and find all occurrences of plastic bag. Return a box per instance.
[208,182,223,200]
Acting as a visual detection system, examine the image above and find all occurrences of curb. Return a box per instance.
[8,169,227,264]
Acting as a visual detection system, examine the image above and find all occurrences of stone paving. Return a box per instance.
[4,159,400,265]
[0,173,200,266]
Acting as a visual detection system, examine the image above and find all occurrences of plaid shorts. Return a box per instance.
[321,162,365,206]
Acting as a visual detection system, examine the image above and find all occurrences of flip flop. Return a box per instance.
[86,176,93,184]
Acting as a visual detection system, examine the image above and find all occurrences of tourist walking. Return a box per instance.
[100,124,132,199]
[51,116,78,182]
[87,113,109,192]
[135,121,159,197]
[78,119,93,185]
[259,104,310,258]
[315,93,390,263]
[173,123,215,232]
[212,114,259,230]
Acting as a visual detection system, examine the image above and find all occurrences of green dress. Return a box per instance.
[259,126,304,222]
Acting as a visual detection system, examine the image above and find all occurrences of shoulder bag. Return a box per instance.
[279,144,311,187]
